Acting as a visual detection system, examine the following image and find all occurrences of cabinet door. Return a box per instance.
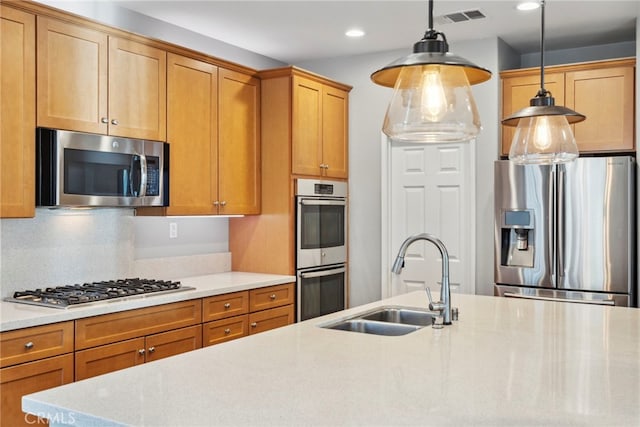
[1,6,35,218]
[1,354,74,427]
[145,325,202,363]
[249,305,294,335]
[166,53,218,215]
[565,66,634,152]
[292,75,323,176]
[322,86,349,179]
[108,37,166,140]
[218,68,261,214]
[36,16,108,134]
[501,72,564,156]
[75,338,145,381]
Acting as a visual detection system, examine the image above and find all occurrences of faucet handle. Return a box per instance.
[426,288,445,312]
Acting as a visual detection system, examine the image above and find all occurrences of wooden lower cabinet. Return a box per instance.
[0,353,74,427]
[75,325,202,380]
[249,305,295,335]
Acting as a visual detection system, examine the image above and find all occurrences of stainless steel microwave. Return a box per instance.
[36,128,169,208]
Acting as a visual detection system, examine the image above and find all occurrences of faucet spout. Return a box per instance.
[391,233,452,325]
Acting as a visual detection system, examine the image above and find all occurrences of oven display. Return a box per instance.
[314,183,334,195]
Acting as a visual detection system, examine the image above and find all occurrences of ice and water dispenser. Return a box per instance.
[499,210,535,268]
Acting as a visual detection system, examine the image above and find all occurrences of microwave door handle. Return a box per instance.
[138,153,147,197]
[300,267,346,279]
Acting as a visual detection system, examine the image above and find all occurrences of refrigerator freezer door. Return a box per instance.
[559,157,634,294]
[494,161,555,288]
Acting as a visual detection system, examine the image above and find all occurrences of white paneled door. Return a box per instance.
[387,142,474,297]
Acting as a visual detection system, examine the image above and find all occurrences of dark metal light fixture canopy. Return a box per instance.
[371,0,492,143]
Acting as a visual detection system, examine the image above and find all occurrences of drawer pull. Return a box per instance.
[224,303,231,309]
[250,322,257,328]
[24,341,34,349]
[224,328,231,335]
[148,347,155,353]
[138,349,145,355]
[111,119,119,125]
[269,294,277,300]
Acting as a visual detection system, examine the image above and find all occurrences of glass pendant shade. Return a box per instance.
[382,64,482,143]
[508,115,578,164]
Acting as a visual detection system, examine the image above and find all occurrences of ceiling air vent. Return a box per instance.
[434,10,486,25]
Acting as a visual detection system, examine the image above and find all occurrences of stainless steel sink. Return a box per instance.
[325,319,421,336]
[359,306,435,327]
[319,305,437,336]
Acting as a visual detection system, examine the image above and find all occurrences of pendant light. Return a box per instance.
[371,0,492,143]
[502,0,585,164]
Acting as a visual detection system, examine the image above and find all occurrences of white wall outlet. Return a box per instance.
[169,222,178,239]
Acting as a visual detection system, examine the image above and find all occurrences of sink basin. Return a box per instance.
[359,306,435,327]
[323,319,421,336]
[319,305,437,336]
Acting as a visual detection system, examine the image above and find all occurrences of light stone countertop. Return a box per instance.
[23,291,640,426]
[0,272,295,332]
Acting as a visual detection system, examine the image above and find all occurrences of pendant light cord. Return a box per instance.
[423,0,445,42]
[538,0,548,97]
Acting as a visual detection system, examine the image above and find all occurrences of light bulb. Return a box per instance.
[509,115,579,164]
[420,68,447,122]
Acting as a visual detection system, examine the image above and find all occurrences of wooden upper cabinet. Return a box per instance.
[292,75,349,178]
[165,53,219,215]
[108,37,166,140]
[218,68,261,215]
[500,58,635,156]
[1,5,36,218]
[501,72,564,157]
[565,65,634,152]
[36,17,166,140]
[37,16,108,134]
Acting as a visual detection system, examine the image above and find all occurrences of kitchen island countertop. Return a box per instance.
[1,272,295,332]
[23,291,640,426]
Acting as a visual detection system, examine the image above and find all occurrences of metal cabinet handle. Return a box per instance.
[269,294,277,300]
[24,341,34,349]
[213,201,220,206]
[250,322,257,328]
[220,200,227,207]
[148,347,155,353]
[224,328,231,335]
[101,117,109,124]
[111,119,119,125]
[138,349,145,355]
[224,302,231,309]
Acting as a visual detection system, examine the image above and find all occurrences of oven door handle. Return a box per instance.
[300,267,346,279]
[299,199,346,206]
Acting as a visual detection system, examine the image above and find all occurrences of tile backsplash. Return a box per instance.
[0,209,231,297]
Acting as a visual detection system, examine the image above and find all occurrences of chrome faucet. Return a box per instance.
[391,233,452,325]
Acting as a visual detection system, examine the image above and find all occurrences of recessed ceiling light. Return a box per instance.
[517,2,540,11]
[345,29,365,38]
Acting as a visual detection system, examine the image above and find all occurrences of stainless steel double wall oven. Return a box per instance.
[296,179,347,321]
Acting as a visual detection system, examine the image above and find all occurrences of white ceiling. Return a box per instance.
[114,0,638,64]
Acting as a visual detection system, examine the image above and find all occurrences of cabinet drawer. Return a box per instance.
[249,283,294,312]
[1,322,74,368]
[1,353,74,427]
[202,291,249,322]
[146,325,202,363]
[75,299,202,350]
[249,305,294,335]
[75,337,145,381]
[203,315,248,347]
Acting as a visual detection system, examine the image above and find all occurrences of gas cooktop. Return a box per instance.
[4,278,194,309]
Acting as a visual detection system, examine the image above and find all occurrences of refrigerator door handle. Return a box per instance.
[557,165,566,280]
[503,292,615,306]
[548,166,556,284]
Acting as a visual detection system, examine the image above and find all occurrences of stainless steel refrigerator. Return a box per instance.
[494,157,636,307]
